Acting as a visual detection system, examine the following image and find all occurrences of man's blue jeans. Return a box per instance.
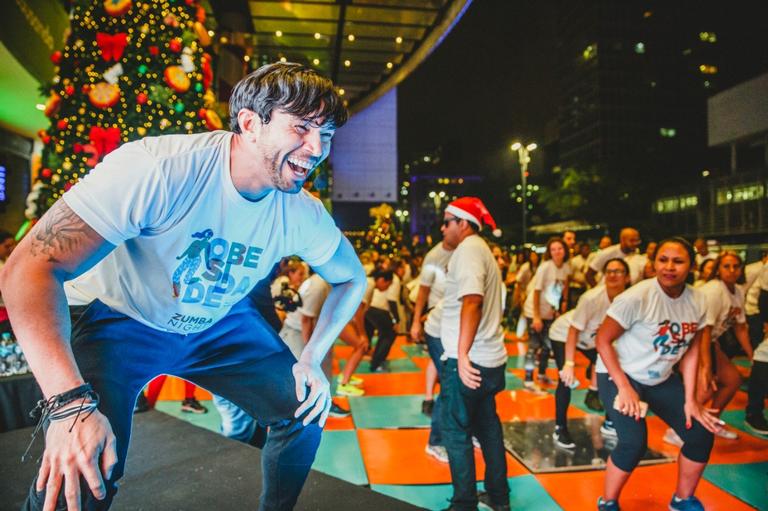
[425,333,444,446]
[23,298,321,511]
[440,358,509,511]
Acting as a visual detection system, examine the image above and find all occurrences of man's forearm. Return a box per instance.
[301,277,366,365]
[0,267,84,397]
[457,297,482,358]
[411,285,430,328]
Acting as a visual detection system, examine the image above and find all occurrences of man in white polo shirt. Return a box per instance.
[439,197,509,511]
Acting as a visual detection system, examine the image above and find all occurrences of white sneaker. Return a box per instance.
[472,436,481,449]
[663,428,684,447]
[715,427,738,440]
[425,444,449,463]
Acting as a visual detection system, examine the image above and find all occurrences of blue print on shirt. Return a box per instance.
[172,229,262,308]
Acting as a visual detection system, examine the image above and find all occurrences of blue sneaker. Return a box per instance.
[597,496,620,510]
[669,495,704,510]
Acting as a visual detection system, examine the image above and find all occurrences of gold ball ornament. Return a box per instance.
[137,126,146,136]
[62,160,73,171]
[203,109,223,130]
[159,118,171,129]
[164,66,190,93]
[76,124,85,133]
[88,82,121,108]
[104,0,132,17]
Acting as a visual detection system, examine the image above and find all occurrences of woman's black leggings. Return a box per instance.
[597,372,714,472]
[551,341,596,427]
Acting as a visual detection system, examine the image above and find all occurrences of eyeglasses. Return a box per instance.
[604,269,627,275]
[442,217,461,228]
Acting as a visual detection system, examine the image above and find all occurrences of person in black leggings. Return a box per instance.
[550,258,631,449]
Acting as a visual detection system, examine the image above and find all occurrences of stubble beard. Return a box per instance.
[266,152,303,194]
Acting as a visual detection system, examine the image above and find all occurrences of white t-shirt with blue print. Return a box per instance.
[63,131,341,334]
[596,278,706,385]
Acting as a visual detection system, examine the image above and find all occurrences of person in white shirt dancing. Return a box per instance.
[595,238,722,511]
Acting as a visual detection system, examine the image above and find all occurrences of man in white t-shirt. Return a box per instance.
[586,227,643,286]
[438,197,509,511]
[0,63,367,511]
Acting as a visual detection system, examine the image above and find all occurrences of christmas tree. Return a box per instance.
[364,203,404,257]
[30,0,219,219]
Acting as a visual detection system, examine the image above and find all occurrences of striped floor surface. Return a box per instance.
[154,335,768,510]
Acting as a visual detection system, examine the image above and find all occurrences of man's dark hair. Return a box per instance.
[229,62,348,133]
[371,269,394,282]
[0,230,12,243]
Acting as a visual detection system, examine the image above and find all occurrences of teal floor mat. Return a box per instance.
[505,371,525,390]
[314,430,368,485]
[506,355,527,369]
[340,357,419,373]
[704,461,768,510]
[154,400,221,434]
[400,343,428,357]
[373,475,562,511]
[348,395,431,429]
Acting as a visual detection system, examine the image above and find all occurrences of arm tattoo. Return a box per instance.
[29,202,90,263]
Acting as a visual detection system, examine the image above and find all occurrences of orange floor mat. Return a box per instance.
[154,375,213,401]
[352,372,429,396]
[356,428,527,485]
[411,356,432,371]
[497,389,587,422]
[536,462,755,511]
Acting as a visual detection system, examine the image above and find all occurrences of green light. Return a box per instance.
[138,64,147,75]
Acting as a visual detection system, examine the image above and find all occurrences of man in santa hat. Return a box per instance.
[438,197,510,511]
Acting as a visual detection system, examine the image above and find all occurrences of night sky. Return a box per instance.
[397,1,558,179]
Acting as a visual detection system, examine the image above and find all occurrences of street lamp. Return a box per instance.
[510,141,537,244]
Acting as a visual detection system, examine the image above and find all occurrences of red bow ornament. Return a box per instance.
[96,32,128,62]
[84,126,122,166]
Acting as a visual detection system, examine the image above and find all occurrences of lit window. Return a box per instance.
[716,183,765,205]
[699,64,718,74]
[634,42,645,54]
[643,10,653,18]
[654,195,698,213]
[582,44,597,61]
[660,127,677,138]
[699,32,717,43]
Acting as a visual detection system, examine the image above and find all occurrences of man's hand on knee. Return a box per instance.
[37,408,117,511]
[292,361,332,427]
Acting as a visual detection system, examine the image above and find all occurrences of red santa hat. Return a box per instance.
[445,196,498,234]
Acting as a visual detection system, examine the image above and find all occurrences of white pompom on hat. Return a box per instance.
[445,196,497,232]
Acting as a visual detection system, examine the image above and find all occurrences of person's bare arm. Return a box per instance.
[0,200,118,510]
[409,285,430,342]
